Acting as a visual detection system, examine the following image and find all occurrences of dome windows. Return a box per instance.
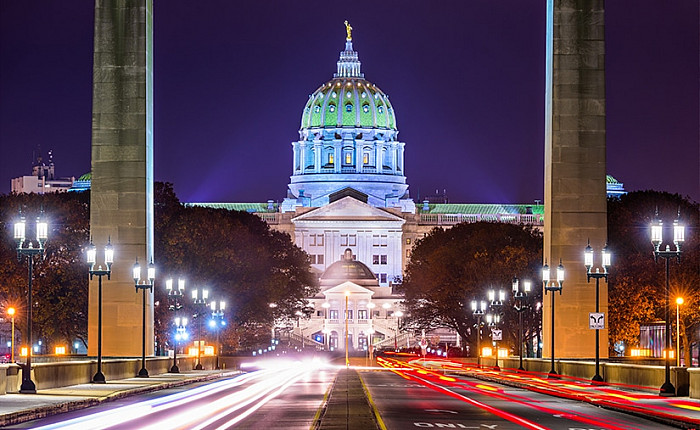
[332,92,337,98]
[346,92,352,98]
[361,92,367,98]
[314,105,321,113]
[329,105,336,113]
[362,104,370,113]
[345,104,353,112]
[377,106,384,114]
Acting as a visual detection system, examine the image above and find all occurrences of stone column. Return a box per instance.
[543,0,608,359]
[89,0,154,357]
[314,142,322,173]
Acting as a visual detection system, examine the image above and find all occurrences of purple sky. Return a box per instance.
[1,1,697,204]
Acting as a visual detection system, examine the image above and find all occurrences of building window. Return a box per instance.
[309,255,316,264]
[314,105,321,113]
[380,273,387,283]
[329,153,334,164]
[358,309,368,319]
[373,255,379,265]
[317,254,324,264]
[380,255,387,265]
[405,238,411,245]
[329,310,339,319]
[380,235,388,247]
[406,249,411,258]
[345,104,353,112]
[310,234,316,246]
[373,235,379,246]
[318,235,324,246]
[362,104,369,113]
[378,106,384,114]
[341,234,348,246]
[345,310,353,320]
[349,234,356,246]
[345,152,352,164]
[329,104,336,112]
[317,310,323,317]
[363,153,369,164]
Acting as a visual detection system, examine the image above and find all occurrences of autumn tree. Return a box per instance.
[607,191,699,361]
[398,222,542,356]
[0,191,90,350]
[153,183,317,353]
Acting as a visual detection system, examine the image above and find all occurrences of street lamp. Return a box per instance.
[394,310,404,351]
[192,288,209,370]
[7,307,15,363]
[87,239,114,383]
[651,209,684,396]
[676,297,684,367]
[174,317,189,370]
[133,258,155,377]
[543,259,565,377]
[14,210,48,394]
[165,278,185,373]
[210,300,226,370]
[471,300,486,367]
[487,289,504,371]
[486,313,501,370]
[512,277,531,371]
[584,240,610,383]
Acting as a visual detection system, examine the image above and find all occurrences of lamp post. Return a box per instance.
[133,258,155,378]
[512,278,531,371]
[676,297,684,367]
[394,310,404,351]
[584,240,610,383]
[166,278,185,373]
[487,289,504,371]
[174,317,188,371]
[210,300,225,370]
[486,313,501,370]
[192,289,209,370]
[7,308,15,363]
[651,209,684,396]
[471,300,486,367]
[543,259,565,377]
[87,239,114,383]
[14,210,48,394]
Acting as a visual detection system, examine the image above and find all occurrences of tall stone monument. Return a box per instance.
[543,0,608,359]
[88,0,154,357]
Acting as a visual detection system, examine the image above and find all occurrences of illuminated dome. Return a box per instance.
[283,22,414,213]
[320,249,379,288]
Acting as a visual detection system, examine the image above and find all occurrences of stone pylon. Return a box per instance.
[88,0,155,357]
[543,0,608,359]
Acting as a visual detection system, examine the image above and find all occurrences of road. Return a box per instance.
[363,358,679,430]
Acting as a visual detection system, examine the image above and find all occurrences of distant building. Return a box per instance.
[10,150,75,194]
[606,175,627,198]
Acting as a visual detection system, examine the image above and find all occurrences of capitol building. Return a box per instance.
[192,25,546,352]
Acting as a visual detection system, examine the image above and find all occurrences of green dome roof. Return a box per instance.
[301,78,396,130]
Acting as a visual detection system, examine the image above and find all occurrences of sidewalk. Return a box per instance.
[0,369,235,427]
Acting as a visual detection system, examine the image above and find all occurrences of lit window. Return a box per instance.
[332,92,337,98]
[406,249,411,258]
[329,105,336,112]
[345,152,352,164]
[363,153,369,164]
[329,310,339,319]
[358,310,368,319]
[346,92,352,98]
[329,153,334,164]
[406,238,411,244]
[362,105,369,113]
[314,106,321,113]
[345,104,353,112]
[373,255,379,265]
[378,106,384,114]
[361,92,367,98]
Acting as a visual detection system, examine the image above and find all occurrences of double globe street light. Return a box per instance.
[14,210,48,394]
[651,209,685,397]
[471,300,486,367]
[584,240,610,383]
[87,239,114,383]
[542,259,565,378]
[512,277,531,371]
[166,278,185,373]
[209,301,226,370]
[487,289,505,371]
[133,258,155,377]
[192,289,209,370]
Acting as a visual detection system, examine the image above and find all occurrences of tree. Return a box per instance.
[0,191,90,351]
[607,191,699,361]
[398,222,542,356]
[153,183,318,353]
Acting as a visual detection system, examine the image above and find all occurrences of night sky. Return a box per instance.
[1,1,697,204]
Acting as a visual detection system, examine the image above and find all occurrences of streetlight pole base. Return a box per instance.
[547,370,559,379]
[659,382,676,397]
[19,381,36,394]
[138,368,149,378]
[170,365,180,373]
[92,372,106,384]
[195,363,203,370]
[591,374,604,383]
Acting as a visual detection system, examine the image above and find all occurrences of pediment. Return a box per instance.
[292,196,405,222]
[323,281,375,296]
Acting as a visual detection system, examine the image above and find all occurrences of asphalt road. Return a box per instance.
[360,369,679,430]
[4,360,337,430]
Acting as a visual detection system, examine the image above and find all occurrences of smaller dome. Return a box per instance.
[320,248,376,282]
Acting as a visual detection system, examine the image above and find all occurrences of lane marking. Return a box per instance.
[359,372,388,430]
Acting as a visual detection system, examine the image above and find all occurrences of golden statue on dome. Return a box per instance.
[344,20,352,41]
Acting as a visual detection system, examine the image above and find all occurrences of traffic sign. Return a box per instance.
[589,312,605,329]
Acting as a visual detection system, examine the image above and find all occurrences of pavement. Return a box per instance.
[0,369,236,428]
